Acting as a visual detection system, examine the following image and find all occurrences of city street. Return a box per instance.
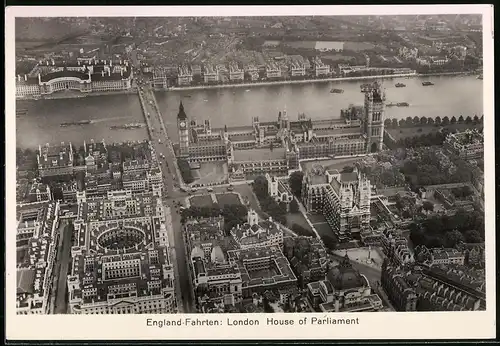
[53,221,73,314]
[136,68,194,313]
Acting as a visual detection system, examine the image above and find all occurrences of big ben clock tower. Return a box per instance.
[177,101,190,157]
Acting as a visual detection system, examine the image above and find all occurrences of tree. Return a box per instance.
[391,118,399,128]
[291,223,312,236]
[322,234,338,250]
[427,117,435,125]
[406,116,413,126]
[384,119,392,127]
[435,116,442,125]
[289,199,300,213]
[465,116,472,124]
[399,119,406,127]
[442,116,450,125]
[450,116,457,124]
[458,115,464,123]
[464,230,483,243]
[444,230,465,248]
[252,176,269,199]
[473,115,479,124]
[420,116,428,125]
[177,158,194,184]
[422,200,434,213]
[413,116,420,125]
[288,171,304,198]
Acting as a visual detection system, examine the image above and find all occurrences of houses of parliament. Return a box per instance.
[176,81,386,180]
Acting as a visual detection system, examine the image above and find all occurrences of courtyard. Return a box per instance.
[300,157,363,173]
[191,161,228,186]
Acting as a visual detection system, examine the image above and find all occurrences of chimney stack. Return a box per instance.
[17,75,21,82]
[101,70,104,77]
[46,61,49,66]
[108,70,110,77]
[24,74,27,81]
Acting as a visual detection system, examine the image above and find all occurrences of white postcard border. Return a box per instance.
[5,4,496,340]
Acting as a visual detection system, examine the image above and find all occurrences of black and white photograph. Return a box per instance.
[5,5,495,341]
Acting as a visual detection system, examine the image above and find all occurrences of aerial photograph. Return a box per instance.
[14,14,485,316]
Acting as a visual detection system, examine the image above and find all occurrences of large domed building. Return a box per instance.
[307,254,383,312]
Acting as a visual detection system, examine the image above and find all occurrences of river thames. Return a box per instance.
[16,75,483,149]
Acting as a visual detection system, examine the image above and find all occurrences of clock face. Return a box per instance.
[180,121,186,128]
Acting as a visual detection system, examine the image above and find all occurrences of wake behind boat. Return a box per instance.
[110,123,146,130]
[60,120,92,127]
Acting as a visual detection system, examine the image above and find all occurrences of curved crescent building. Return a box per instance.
[16,60,133,99]
[66,190,176,314]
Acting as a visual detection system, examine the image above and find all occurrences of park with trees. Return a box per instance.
[288,171,304,199]
[384,114,483,150]
[409,208,485,249]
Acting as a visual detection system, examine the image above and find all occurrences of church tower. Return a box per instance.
[177,101,189,157]
[363,81,385,153]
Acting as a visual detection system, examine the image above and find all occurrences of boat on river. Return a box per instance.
[330,88,344,94]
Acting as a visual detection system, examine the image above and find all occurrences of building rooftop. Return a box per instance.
[78,192,159,222]
[326,255,368,291]
[17,268,35,294]
[38,142,73,169]
[70,247,173,305]
[16,202,59,311]
[233,147,286,162]
[231,220,281,247]
[314,126,363,137]
[227,246,296,288]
